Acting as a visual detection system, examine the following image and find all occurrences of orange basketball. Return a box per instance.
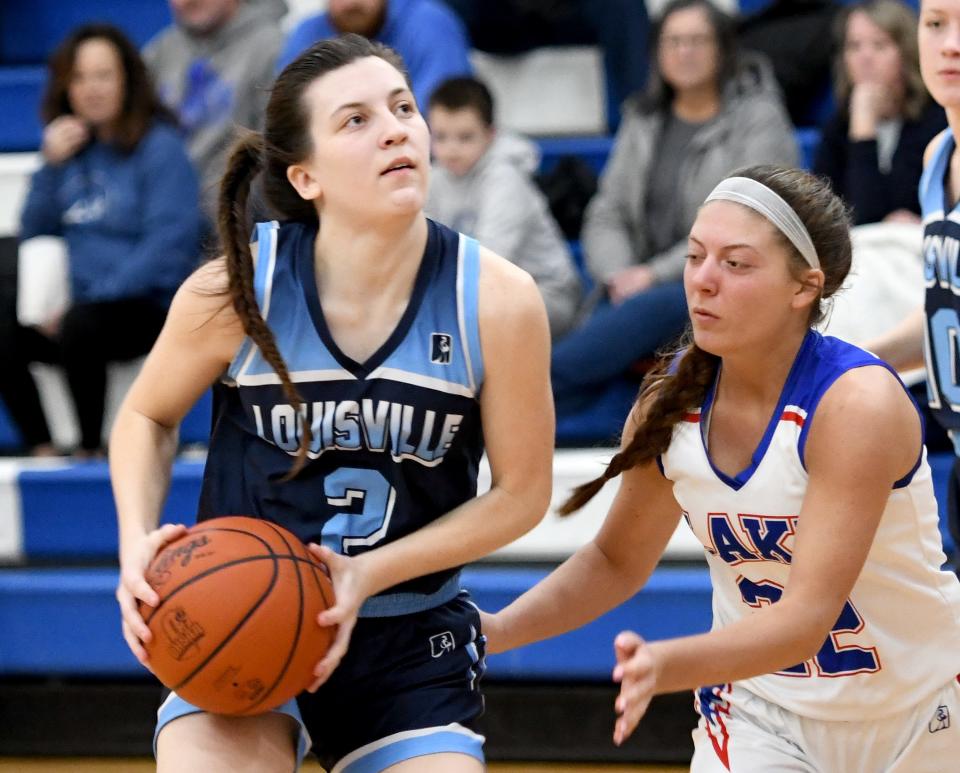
[139,516,336,715]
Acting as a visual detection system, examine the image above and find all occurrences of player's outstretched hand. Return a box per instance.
[611,630,658,746]
[304,543,375,692]
[116,523,189,669]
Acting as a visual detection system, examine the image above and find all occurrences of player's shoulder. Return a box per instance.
[815,364,916,437]
[474,244,550,352]
[477,245,542,313]
[925,128,951,167]
[169,256,241,336]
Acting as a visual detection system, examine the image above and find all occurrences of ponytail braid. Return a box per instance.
[219,131,312,478]
[558,338,719,515]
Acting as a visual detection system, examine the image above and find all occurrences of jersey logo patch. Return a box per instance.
[930,705,951,734]
[431,333,453,364]
[430,631,455,657]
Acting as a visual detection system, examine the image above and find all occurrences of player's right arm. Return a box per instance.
[862,131,946,370]
[482,407,683,654]
[864,305,925,372]
[112,257,245,664]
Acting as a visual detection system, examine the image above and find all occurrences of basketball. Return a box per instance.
[138,516,336,715]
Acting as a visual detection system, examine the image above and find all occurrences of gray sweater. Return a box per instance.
[427,133,582,338]
[583,54,799,286]
[144,1,283,217]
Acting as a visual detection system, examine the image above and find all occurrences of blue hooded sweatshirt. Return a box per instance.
[276,0,472,111]
[19,121,202,307]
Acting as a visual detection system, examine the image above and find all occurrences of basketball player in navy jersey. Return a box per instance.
[481,166,960,770]
[111,35,554,772]
[867,0,960,569]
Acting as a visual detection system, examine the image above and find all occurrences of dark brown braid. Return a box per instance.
[559,165,852,515]
[558,337,719,515]
[218,132,312,478]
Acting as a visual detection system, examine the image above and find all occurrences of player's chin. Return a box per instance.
[385,188,426,213]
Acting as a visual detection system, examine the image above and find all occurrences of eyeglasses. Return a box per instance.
[660,33,716,50]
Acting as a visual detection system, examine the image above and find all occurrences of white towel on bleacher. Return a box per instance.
[17,235,69,328]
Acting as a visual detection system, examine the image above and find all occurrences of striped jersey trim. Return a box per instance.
[366,366,476,398]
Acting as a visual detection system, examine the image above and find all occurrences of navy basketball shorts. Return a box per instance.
[299,590,487,770]
[155,591,487,772]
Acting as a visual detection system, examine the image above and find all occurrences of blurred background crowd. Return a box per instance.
[0,0,940,456]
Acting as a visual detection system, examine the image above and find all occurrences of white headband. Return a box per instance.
[704,176,820,270]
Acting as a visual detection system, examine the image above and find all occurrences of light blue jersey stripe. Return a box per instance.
[459,236,484,389]
[359,572,461,617]
[333,724,485,773]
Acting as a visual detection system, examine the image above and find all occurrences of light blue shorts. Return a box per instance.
[155,691,485,772]
[155,691,312,767]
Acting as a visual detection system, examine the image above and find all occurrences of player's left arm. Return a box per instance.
[357,247,553,574]
[306,248,553,685]
[612,364,921,741]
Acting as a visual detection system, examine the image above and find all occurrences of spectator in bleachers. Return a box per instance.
[426,76,581,339]
[813,0,945,225]
[276,0,472,110]
[144,0,283,218]
[551,0,797,418]
[439,0,650,132]
[0,24,201,457]
[737,0,842,127]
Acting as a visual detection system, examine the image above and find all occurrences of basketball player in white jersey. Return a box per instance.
[110,35,554,772]
[482,165,960,771]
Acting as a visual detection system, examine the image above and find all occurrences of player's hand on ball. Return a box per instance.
[304,543,374,691]
[115,523,189,668]
[611,630,657,746]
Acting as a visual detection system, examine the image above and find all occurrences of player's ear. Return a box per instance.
[792,268,823,311]
[287,163,322,202]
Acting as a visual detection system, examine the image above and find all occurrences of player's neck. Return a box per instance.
[314,215,428,300]
[715,328,808,408]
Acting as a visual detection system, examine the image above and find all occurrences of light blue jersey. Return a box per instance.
[199,218,485,613]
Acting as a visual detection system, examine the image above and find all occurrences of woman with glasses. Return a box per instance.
[551,0,797,433]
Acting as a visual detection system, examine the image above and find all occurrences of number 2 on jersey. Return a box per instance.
[928,308,960,410]
[737,576,880,677]
[320,467,396,554]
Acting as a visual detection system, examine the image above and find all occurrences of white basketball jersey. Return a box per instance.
[661,331,960,721]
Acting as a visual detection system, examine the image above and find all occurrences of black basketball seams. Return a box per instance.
[171,552,282,692]
[240,521,309,713]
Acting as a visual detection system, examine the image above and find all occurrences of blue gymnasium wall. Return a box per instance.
[0,453,955,678]
[0,1,173,151]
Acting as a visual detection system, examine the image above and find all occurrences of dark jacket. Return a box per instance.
[813,100,947,224]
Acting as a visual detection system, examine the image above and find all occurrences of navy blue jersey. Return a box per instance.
[198,218,485,614]
[921,128,960,451]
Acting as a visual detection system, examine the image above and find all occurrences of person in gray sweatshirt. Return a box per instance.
[144,0,284,219]
[552,0,798,423]
[426,77,582,339]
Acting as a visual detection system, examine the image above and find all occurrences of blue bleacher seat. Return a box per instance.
[0,453,955,678]
[0,1,172,64]
[795,126,822,171]
[0,400,21,449]
[535,128,821,183]
[0,388,212,453]
[0,66,45,151]
[0,563,713,677]
[536,135,614,177]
